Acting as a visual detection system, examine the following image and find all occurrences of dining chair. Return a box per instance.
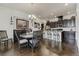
[0,30,12,51]
[29,31,41,49]
[15,30,28,49]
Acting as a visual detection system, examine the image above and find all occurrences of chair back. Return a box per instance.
[33,30,42,40]
[33,31,37,39]
[14,31,20,44]
[31,30,42,48]
[0,30,8,41]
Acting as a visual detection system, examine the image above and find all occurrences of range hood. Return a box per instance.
[57,16,63,21]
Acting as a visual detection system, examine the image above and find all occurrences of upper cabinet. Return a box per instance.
[46,16,75,28]
[63,16,75,27]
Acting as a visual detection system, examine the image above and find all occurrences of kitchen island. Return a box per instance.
[43,28,63,51]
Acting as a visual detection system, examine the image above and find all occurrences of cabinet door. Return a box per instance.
[50,22,54,28]
[68,20,71,27]
[63,20,67,27]
[63,31,75,44]
[58,20,63,27]
[72,19,75,27]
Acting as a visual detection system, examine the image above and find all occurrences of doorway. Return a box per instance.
[41,23,44,30]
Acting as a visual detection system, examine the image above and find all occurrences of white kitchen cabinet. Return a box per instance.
[43,29,62,41]
[43,31,47,39]
[43,30,53,40]
[43,29,62,51]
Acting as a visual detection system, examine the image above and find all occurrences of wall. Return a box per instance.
[63,13,76,19]
[0,6,45,39]
[76,4,79,51]
[0,7,28,39]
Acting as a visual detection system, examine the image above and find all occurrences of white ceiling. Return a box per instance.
[0,3,76,20]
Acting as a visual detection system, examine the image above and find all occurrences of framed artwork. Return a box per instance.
[16,19,29,30]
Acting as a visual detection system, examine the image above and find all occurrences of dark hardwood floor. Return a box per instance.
[0,39,78,56]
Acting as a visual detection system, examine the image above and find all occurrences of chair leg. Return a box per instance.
[18,43,21,49]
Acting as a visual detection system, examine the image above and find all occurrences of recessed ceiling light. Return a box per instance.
[65,3,68,6]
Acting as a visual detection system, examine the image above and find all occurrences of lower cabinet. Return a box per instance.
[62,31,76,52]
[43,30,62,51]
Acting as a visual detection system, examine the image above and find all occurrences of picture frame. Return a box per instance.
[16,19,29,30]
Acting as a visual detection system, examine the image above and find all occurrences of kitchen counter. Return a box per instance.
[43,29,63,41]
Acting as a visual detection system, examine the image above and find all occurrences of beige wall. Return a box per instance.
[0,6,45,39]
[0,7,28,39]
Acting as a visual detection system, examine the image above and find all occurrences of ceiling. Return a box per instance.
[0,3,76,20]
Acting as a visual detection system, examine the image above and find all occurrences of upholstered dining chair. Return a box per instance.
[0,31,8,48]
[29,31,41,49]
[15,31,28,49]
[0,30,12,51]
